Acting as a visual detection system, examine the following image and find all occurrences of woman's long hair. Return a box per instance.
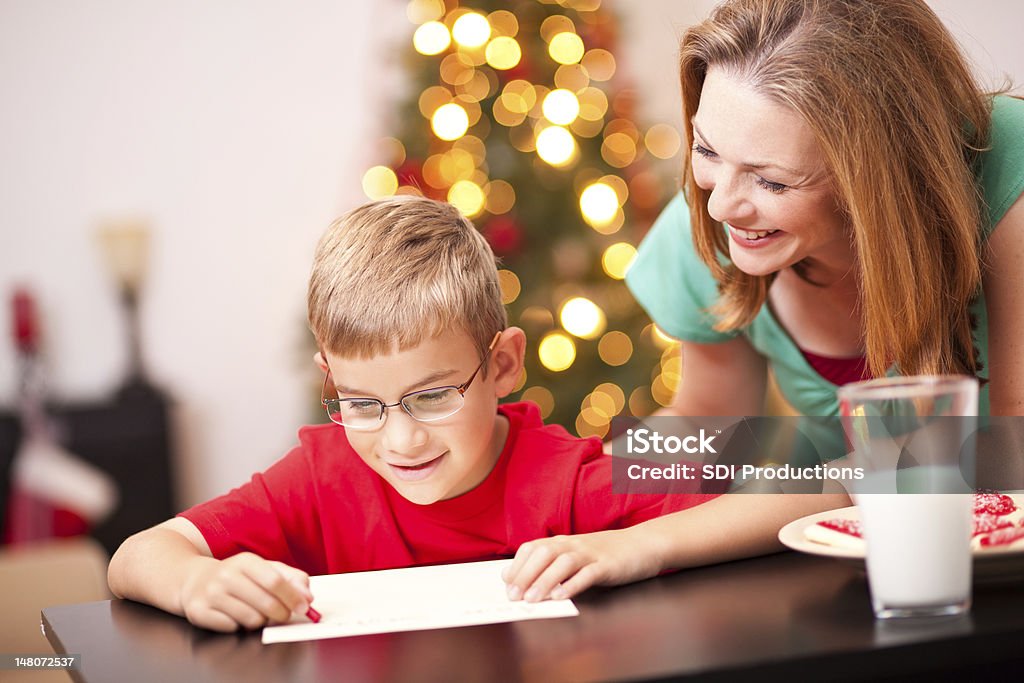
[680,0,990,378]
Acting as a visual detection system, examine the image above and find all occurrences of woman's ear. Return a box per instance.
[490,327,527,398]
[313,351,330,373]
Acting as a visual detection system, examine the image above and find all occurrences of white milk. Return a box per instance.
[857,488,972,616]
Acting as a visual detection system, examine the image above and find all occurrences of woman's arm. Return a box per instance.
[983,193,1024,415]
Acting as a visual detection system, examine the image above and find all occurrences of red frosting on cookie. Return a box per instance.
[978,525,1024,548]
[817,519,863,538]
[973,513,1015,537]
[973,491,1016,517]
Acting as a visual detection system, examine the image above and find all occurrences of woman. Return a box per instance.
[627,0,1024,430]
[502,0,1024,602]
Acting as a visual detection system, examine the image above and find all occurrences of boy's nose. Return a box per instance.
[379,407,428,455]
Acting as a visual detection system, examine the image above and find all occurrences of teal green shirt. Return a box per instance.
[627,96,1024,420]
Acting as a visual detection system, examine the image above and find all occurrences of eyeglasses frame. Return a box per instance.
[320,331,502,430]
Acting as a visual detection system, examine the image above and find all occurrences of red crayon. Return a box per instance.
[305,607,322,623]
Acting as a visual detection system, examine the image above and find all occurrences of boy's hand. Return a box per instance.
[502,528,664,602]
[178,552,314,632]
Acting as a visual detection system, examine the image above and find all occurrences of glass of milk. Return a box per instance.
[838,376,978,619]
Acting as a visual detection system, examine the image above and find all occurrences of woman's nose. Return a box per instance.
[705,173,754,225]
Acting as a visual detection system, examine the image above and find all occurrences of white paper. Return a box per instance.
[262,559,578,644]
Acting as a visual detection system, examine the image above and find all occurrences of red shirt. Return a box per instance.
[180,402,715,575]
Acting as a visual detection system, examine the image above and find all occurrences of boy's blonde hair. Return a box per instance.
[308,196,507,361]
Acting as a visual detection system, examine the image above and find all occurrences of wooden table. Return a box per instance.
[42,552,1024,682]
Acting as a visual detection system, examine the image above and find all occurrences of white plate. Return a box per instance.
[778,494,1024,580]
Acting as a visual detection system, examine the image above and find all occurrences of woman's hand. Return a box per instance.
[502,528,664,602]
[178,552,313,632]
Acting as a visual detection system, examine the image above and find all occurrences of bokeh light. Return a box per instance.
[560,296,606,339]
[488,10,519,38]
[601,132,637,167]
[535,126,576,167]
[521,386,555,419]
[485,180,516,214]
[447,179,485,217]
[431,102,470,140]
[542,89,580,125]
[413,21,451,55]
[361,166,398,199]
[645,123,682,159]
[539,15,576,43]
[577,87,609,121]
[539,332,577,372]
[497,269,521,304]
[598,330,633,366]
[485,36,521,70]
[579,181,619,227]
[580,49,616,80]
[406,0,445,24]
[548,32,585,65]
[601,242,637,280]
[452,12,491,48]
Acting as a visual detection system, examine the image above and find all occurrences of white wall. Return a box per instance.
[2,0,1021,508]
[0,0,405,505]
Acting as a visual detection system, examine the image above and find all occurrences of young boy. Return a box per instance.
[108,196,798,633]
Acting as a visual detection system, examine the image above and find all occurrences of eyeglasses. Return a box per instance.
[321,332,502,431]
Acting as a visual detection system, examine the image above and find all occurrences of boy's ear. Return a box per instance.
[313,351,330,373]
[490,327,527,398]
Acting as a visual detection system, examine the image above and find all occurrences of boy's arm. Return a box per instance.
[108,517,314,632]
[503,492,850,602]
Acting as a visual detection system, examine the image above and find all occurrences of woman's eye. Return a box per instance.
[756,177,788,194]
[692,143,717,159]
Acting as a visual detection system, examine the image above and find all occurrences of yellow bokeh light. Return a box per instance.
[542,89,580,125]
[647,324,676,349]
[577,87,609,121]
[535,126,577,167]
[585,391,617,420]
[520,305,554,329]
[447,180,485,217]
[485,36,521,70]
[598,331,634,366]
[579,182,620,227]
[560,296,606,339]
[602,132,637,168]
[596,382,626,414]
[521,386,555,419]
[431,102,470,141]
[645,123,682,159]
[497,269,521,304]
[651,375,675,407]
[570,117,604,139]
[488,10,519,38]
[554,64,590,92]
[413,21,451,55]
[406,0,445,24]
[581,405,610,427]
[361,166,398,200]
[485,179,516,214]
[580,49,616,81]
[601,242,637,280]
[539,332,577,372]
[540,16,576,43]
[549,32,585,65]
[418,86,452,118]
[576,413,609,439]
[452,12,491,48]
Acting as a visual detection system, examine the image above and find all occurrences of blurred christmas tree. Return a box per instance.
[362,0,684,436]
